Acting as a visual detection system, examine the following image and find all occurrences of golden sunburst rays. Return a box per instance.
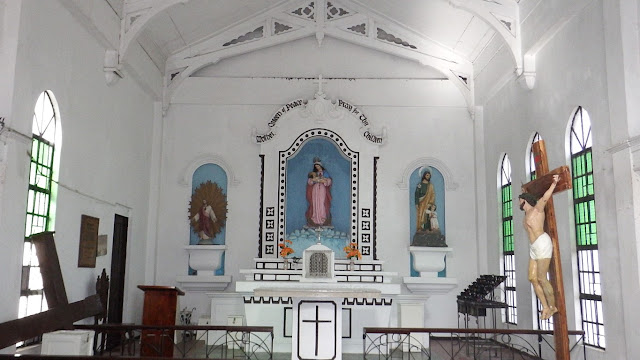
[188,180,228,240]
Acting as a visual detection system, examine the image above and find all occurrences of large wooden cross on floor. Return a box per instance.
[0,232,103,349]
[521,140,572,360]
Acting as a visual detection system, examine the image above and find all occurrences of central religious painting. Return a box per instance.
[283,135,353,258]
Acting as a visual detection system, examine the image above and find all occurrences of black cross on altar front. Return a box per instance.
[302,305,333,356]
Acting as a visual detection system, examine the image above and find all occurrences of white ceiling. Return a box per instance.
[119,0,518,74]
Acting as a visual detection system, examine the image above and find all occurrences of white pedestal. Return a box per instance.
[409,246,453,277]
[185,245,226,275]
[41,330,94,356]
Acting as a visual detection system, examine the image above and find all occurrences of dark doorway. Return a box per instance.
[106,214,128,348]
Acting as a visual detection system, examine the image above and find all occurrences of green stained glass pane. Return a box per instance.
[578,226,586,246]
[576,203,583,223]
[586,152,592,172]
[575,155,583,175]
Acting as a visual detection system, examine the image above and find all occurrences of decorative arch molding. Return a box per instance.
[397,157,458,191]
[179,154,241,188]
[277,128,360,244]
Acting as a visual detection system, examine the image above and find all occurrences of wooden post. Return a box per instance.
[521,140,571,360]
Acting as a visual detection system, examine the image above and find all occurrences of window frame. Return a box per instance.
[500,154,517,325]
[569,106,605,349]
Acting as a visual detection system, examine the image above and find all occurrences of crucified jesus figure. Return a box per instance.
[519,174,560,320]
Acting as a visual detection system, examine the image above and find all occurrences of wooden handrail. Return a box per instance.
[363,327,584,336]
[74,324,273,332]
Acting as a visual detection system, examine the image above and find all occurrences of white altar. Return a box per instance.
[235,243,401,358]
[255,286,380,360]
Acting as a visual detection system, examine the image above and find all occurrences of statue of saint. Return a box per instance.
[306,157,332,227]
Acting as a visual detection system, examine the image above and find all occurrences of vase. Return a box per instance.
[283,258,289,270]
[349,258,355,271]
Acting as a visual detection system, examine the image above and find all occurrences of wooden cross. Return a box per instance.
[0,232,103,348]
[521,140,572,360]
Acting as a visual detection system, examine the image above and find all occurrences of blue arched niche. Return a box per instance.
[190,163,227,275]
[409,166,446,277]
[284,137,351,257]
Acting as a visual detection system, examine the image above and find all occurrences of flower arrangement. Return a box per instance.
[279,239,294,258]
[343,243,362,260]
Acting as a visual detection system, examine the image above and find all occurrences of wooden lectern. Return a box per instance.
[138,285,185,357]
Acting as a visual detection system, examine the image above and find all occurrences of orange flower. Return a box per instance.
[279,239,294,258]
[343,243,362,260]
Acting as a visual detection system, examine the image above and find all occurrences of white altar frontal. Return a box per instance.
[235,244,401,359]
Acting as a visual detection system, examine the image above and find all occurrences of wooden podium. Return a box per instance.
[138,285,185,357]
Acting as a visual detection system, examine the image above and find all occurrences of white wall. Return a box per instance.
[478,1,636,359]
[156,37,480,328]
[0,0,155,349]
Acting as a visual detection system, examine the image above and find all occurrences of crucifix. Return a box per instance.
[313,74,327,97]
[520,140,572,360]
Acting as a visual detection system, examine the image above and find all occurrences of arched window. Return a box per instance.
[18,91,60,345]
[526,133,553,331]
[569,106,605,348]
[500,154,517,324]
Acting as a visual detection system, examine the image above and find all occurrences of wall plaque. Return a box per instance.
[78,215,99,267]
